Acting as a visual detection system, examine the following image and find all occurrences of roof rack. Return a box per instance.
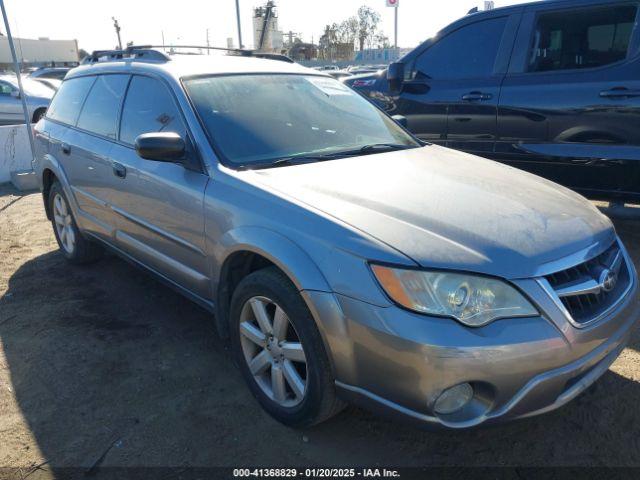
[83,45,294,64]
[83,47,171,64]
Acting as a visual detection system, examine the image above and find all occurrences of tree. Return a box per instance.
[373,33,391,49]
[356,5,380,51]
[337,16,358,47]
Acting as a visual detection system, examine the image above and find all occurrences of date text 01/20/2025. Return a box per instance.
[232,468,401,477]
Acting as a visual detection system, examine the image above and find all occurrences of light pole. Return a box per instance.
[0,0,35,166]
[394,4,398,50]
[235,0,243,48]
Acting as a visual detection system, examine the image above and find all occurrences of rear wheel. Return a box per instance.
[230,267,344,427]
[48,181,102,264]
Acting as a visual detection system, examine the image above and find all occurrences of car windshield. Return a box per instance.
[183,74,419,168]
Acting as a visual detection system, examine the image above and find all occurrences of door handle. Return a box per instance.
[61,142,70,155]
[599,87,640,98]
[462,92,493,101]
[112,162,127,179]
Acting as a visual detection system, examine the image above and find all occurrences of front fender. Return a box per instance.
[214,225,331,293]
[213,226,354,380]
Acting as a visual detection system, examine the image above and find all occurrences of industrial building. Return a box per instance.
[0,35,79,70]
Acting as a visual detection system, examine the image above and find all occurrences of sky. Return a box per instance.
[2,0,533,53]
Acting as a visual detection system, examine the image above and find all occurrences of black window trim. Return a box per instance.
[510,1,640,76]
[44,71,205,173]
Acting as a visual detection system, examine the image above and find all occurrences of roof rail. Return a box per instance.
[131,45,295,63]
[84,46,171,64]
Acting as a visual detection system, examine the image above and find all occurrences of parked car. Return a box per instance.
[347,65,386,75]
[0,74,54,125]
[326,70,353,80]
[344,0,640,203]
[32,77,62,92]
[34,47,639,429]
[29,67,71,81]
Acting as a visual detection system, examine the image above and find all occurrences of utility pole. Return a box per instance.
[206,28,210,54]
[235,0,243,48]
[394,5,398,50]
[0,0,35,166]
[112,17,122,49]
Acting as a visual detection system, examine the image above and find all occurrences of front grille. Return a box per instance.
[544,240,631,325]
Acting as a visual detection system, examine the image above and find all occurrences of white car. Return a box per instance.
[0,74,54,125]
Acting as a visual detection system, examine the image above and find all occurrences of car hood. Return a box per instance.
[247,145,615,279]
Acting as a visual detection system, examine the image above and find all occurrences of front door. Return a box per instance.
[109,75,210,299]
[399,15,513,155]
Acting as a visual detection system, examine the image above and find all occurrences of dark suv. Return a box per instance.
[344,0,640,203]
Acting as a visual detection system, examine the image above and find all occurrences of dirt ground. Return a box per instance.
[1,183,640,474]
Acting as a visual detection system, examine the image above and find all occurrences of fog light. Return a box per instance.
[434,383,474,415]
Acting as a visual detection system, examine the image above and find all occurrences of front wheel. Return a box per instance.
[229,267,344,427]
[49,180,102,264]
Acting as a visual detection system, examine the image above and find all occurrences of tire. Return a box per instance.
[32,108,46,123]
[49,180,103,264]
[229,266,344,427]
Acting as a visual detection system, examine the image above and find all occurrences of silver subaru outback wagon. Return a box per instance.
[33,48,639,429]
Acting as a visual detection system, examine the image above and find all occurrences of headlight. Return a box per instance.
[371,265,538,327]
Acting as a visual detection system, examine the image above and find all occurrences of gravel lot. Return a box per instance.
[1,184,640,474]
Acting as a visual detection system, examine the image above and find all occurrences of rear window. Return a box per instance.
[47,76,95,125]
[528,5,637,72]
[77,74,129,138]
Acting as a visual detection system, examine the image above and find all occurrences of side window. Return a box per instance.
[77,74,129,138]
[46,76,95,125]
[415,17,508,79]
[119,76,187,145]
[528,5,637,72]
[0,81,14,95]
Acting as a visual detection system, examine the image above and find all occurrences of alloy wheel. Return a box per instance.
[53,193,76,254]
[239,296,308,407]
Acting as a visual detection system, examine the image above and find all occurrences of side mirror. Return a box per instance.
[135,132,185,162]
[10,90,20,99]
[387,62,405,95]
[391,115,408,128]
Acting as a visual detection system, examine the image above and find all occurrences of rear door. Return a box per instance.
[496,1,640,200]
[398,13,518,155]
[62,74,130,239]
[109,75,210,298]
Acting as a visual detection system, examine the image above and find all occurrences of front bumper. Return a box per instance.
[303,266,639,429]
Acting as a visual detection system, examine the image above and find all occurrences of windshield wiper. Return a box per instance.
[357,143,416,153]
[240,143,418,170]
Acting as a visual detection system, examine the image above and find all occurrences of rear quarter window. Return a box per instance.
[47,76,96,125]
[76,74,129,138]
